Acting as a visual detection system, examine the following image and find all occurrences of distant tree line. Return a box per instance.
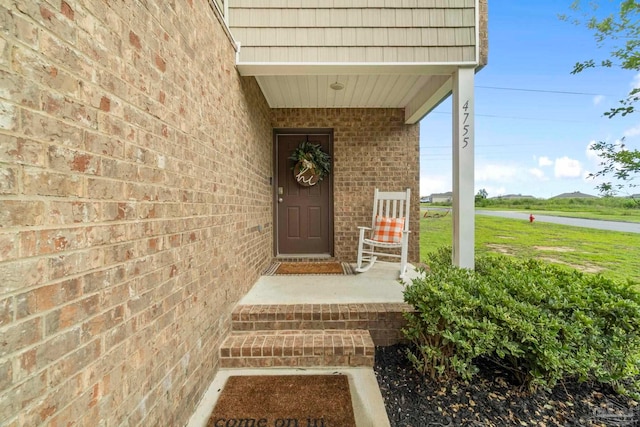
[473,195,639,210]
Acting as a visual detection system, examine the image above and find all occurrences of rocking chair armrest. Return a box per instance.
[357,226,371,238]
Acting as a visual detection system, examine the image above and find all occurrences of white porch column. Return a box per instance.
[451,67,475,269]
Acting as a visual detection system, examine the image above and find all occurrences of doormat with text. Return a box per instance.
[264,262,355,276]
[206,375,357,427]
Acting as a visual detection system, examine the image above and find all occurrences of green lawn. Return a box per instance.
[420,214,640,284]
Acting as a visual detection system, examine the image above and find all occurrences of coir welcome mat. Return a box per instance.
[264,262,355,276]
[207,375,357,427]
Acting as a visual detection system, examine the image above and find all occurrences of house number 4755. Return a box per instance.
[462,100,471,149]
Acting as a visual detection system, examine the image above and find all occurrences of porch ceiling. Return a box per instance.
[236,63,460,124]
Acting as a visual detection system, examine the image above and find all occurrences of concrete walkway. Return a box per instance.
[476,210,640,233]
[187,263,421,427]
[423,207,640,233]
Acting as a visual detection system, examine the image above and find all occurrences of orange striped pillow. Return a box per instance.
[372,216,405,243]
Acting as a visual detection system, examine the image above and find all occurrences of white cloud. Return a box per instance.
[538,156,553,167]
[420,174,450,196]
[586,140,601,164]
[593,95,605,106]
[623,124,640,138]
[529,168,548,180]
[554,156,583,178]
[475,163,518,182]
[632,72,640,89]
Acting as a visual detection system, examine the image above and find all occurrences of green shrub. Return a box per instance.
[403,247,640,393]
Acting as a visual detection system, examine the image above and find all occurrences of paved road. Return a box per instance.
[476,210,640,234]
[421,207,640,234]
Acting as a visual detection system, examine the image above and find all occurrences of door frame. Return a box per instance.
[273,128,334,257]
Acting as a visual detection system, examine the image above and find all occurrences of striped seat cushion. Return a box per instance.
[372,216,405,243]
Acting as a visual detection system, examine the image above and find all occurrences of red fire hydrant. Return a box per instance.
[529,214,535,223]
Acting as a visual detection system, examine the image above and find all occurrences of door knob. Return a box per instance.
[278,198,283,203]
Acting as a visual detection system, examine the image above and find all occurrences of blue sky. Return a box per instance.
[419,0,640,199]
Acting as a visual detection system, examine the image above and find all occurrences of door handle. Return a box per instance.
[278,198,283,203]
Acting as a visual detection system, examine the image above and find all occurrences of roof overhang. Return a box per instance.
[236,62,476,124]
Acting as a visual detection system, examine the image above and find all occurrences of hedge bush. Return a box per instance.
[403,247,640,393]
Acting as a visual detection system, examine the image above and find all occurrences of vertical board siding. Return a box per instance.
[229,1,481,63]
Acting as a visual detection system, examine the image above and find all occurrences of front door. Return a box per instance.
[275,131,333,256]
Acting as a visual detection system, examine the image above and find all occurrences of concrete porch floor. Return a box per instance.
[188,262,420,427]
[240,261,420,305]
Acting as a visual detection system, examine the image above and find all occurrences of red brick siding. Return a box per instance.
[272,108,420,263]
[0,1,271,426]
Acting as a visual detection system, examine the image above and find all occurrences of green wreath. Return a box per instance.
[288,141,331,182]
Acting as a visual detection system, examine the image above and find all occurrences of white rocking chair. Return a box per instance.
[356,188,411,279]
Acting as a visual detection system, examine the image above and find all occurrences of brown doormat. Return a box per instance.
[264,262,355,276]
[207,375,357,427]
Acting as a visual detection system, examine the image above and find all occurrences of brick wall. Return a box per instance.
[0,1,272,426]
[272,109,420,264]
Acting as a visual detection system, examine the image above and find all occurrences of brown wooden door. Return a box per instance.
[275,131,333,255]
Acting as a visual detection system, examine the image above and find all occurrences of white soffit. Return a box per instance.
[237,62,471,124]
[255,74,434,108]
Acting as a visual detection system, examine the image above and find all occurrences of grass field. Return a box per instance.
[420,214,640,284]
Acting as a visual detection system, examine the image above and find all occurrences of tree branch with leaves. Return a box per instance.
[588,139,640,204]
[560,0,640,118]
[562,1,640,203]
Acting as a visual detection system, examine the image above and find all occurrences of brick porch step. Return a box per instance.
[219,329,375,368]
[231,303,413,346]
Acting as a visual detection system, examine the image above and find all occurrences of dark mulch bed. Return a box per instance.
[374,345,639,427]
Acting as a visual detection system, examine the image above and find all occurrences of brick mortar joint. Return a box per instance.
[0,237,196,267]
[0,215,220,231]
[0,251,198,304]
[4,36,196,133]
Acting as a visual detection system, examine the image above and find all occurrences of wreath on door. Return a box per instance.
[288,141,331,187]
